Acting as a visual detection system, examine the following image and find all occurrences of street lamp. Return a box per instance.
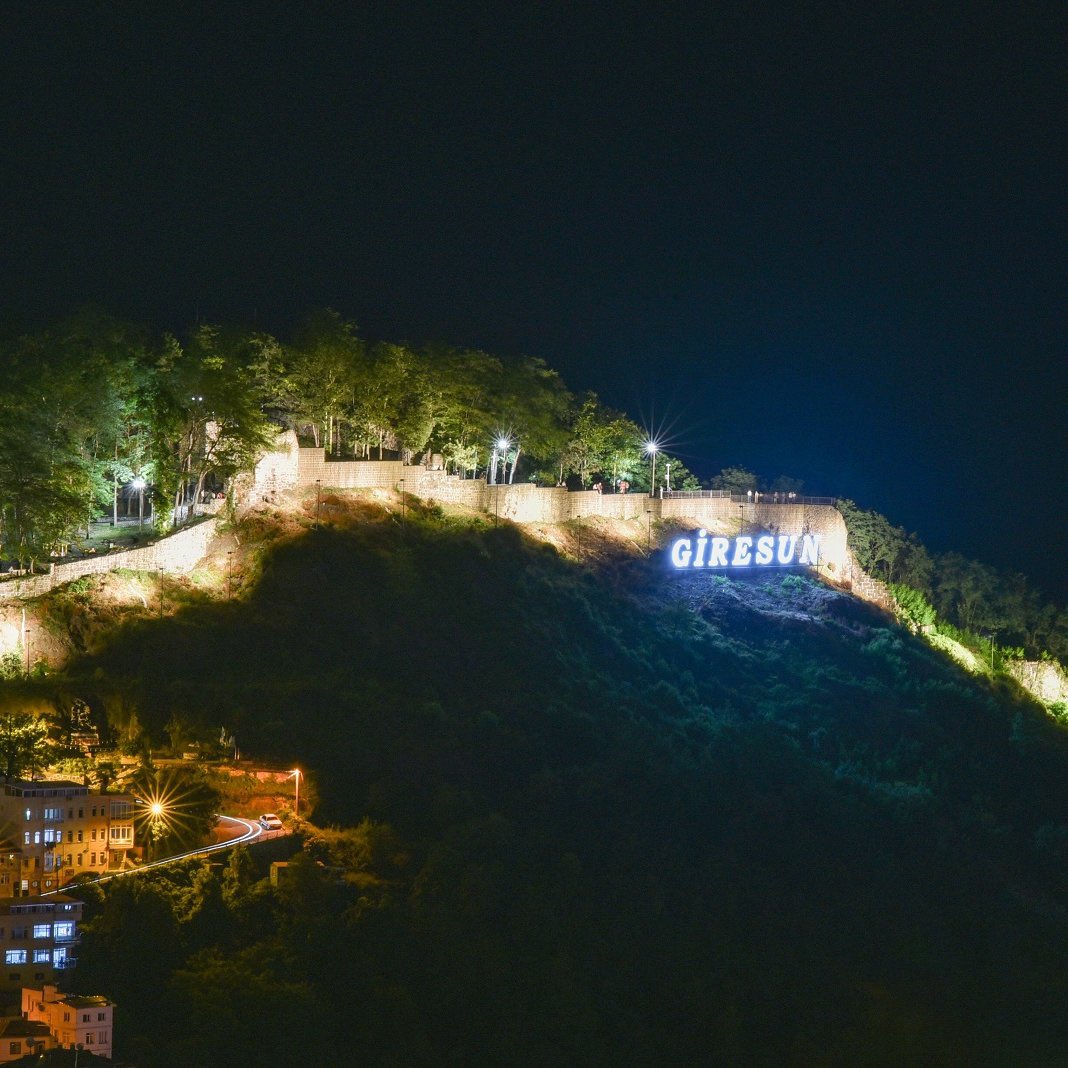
[291,768,302,819]
[131,477,146,528]
[494,436,511,486]
[643,440,659,495]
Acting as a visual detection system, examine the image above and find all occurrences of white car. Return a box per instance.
[259,813,283,830]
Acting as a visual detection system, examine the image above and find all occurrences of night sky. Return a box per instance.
[3,5,1065,598]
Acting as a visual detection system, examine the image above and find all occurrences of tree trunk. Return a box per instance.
[509,444,521,484]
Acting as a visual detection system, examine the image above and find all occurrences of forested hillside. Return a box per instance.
[50,499,1068,1064]
[2,308,1064,672]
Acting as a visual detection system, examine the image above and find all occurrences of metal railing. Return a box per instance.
[660,490,837,506]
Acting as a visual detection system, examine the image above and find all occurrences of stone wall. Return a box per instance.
[248,429,301,500]
[0,519,220,600]
[274,444,857,580]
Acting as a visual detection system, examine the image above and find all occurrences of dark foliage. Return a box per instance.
[65,515,1068,1063]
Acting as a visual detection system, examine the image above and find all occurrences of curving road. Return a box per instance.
[44,814,282,893]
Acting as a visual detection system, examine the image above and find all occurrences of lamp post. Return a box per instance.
[132,476,146,528]
[665,461,672,494]
[291,768,302,819]
[738,503,745,535]
[495,436,511,486]
[645,507,652,550]
[644,441,659,495]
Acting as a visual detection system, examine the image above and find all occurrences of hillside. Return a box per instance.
[18,496,1068,1063]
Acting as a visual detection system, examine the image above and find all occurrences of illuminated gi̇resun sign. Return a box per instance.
[670,531,821,569]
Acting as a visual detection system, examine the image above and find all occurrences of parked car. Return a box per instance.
[259,813,283,830]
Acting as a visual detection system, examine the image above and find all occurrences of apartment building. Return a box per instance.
[0,896,82,990]
[0,1015,53,1062]
[0,781,136,897]
[22,984,114,1059]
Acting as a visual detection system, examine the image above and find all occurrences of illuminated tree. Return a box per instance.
[0,714,49,779]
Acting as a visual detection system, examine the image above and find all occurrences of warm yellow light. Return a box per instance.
[150,802,164,817]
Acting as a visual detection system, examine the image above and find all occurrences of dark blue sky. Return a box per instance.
[2,4,1065,597]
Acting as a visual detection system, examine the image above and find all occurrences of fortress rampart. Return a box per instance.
[1,435,870,601]
[248,435,859,588]
[0,518,219,601]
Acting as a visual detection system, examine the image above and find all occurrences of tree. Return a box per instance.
[144,327,275,525]
[0,714,48,778]
[710,466,759,494]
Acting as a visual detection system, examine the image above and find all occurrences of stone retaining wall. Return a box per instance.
[0,518,219,600]
[276,444,855,581]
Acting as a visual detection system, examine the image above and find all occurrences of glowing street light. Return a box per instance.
[644,441,659,495]
[291,768,302,819]
[131,477,146,528]
[491,435,511,486]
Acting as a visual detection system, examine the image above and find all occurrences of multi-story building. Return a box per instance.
[0,896,81,990]
[0,781,136,897]
[0,1015,53,1062]
[22,984,114,1059]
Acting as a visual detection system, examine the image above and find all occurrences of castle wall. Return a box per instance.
[0,519,220,600]
[270,444,856,582]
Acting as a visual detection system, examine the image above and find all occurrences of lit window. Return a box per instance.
[55,923,73,939]
[22,833,29,846]
[23,809,30,821]
[32,924,50,939]
[33,949,49,964]
[33,832,39,845]
[5,950,25,965]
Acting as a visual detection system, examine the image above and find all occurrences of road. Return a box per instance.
[45,814,288,893]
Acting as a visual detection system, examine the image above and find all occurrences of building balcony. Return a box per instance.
[52,958,77,970]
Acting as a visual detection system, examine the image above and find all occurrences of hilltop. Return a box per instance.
[13,492,1066,1063]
